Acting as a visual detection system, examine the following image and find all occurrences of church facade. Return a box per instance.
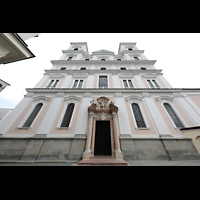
[0,42,200,165]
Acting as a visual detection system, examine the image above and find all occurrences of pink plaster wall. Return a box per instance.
[124,99,157,135]
[49,98,82,135]
[6,98,53,135]
[153,97,193,135]
[187,95,200,109]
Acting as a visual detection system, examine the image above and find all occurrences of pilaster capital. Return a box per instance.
[112,112,118,118]
[88,112,95,118]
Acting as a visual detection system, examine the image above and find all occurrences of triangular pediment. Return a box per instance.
[92,49,114,55]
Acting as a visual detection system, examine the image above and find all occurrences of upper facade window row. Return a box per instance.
[58,67,148,70]
[63,55,143,61]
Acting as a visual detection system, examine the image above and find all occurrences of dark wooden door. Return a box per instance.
[94,121,112,156]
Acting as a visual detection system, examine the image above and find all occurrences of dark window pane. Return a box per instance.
[23,103,43,127]
[164,103,184,128]
[61,103,75,127]
[132,103,146,128]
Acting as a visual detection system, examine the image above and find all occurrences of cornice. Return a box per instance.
[50,60,157,66]
[44,69,162,76]
[26,88,200,94]
[120,50,144,54]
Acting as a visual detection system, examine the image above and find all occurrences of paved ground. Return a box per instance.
[1,160,200,166]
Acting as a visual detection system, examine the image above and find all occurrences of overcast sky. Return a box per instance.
[0,33,200,109]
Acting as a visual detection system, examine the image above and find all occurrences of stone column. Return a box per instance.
[112,112,123,159]
[83,112,94,159]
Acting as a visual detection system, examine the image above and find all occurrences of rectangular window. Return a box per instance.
[128,80,134,88]
[73,80,84,88]
[147,79,160,88]
[123,80,128,88]
[78,80,83,88]
[46,80,59,88]
[134,56,139,60]
[152,80,160,88]
[99,76,108,88]
[67,56,73,61]
[123,80,134,88]
[147,80,154,88]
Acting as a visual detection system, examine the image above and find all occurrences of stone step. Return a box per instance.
[90,156,115,160]
[74,158,129,166]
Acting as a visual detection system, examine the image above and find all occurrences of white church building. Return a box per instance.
[0,42,200,165]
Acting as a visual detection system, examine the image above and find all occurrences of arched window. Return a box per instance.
[100,67,106,70]
[131,103,146,128]
[80,67,86,70]
[61,103,75,127]
[23,103,43,127]
[163,103,184,128]
[120,67,126,70]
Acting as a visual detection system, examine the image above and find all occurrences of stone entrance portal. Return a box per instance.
[83,96,123,160]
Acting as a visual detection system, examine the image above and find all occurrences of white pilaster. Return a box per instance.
[74,93,91,137]
[112,74,121,88]
[35,97,63,135]
[158,75,173,88]
[60,75,72,88]
[143,93,172,137]
[115,93,132,137]
[174,94,200,125]
[85,75,94,88]
[135,75,146,88]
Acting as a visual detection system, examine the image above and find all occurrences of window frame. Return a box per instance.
[98,75,109,88]
[22,103,43,128]
[131,103,147,128]
[163,103,185,129]
[147,79,160,88]
[60,103,75,128]
[72,79,84,88]
[156,96,187,130]
[17,96,50,130]
[56,96,80,130]
[46,79,60,88]
[126,95,150,131]
[122,79,134,88]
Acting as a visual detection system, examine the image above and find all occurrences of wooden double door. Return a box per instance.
[94,121,112,156]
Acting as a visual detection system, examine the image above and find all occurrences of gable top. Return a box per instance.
[92,49,114,55]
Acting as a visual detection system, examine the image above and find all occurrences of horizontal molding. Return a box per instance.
[26,88,200,94]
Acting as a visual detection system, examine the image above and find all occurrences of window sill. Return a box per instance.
[135,127,150,131]
[16,127,31,131]
[56,127,71,131]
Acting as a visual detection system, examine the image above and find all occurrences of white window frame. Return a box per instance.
[126,95,150,131]
[17,96,50,130]
[147,79,160,88]
[156,96,188,130]
[98,75,109,88]
[72,79,84,88]
[46,79,60,88]
[56,96,80,130]
[122,79,134,88]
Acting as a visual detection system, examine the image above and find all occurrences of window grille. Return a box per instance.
[23,103,43,127]
[163,103,184,128]
[131,103,146,128]
[99,76,108,88]
[61,103,75,127]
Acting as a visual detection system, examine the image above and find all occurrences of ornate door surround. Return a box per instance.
[83,96,123,159]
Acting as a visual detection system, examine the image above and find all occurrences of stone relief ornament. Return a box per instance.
[100,112,106,120]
